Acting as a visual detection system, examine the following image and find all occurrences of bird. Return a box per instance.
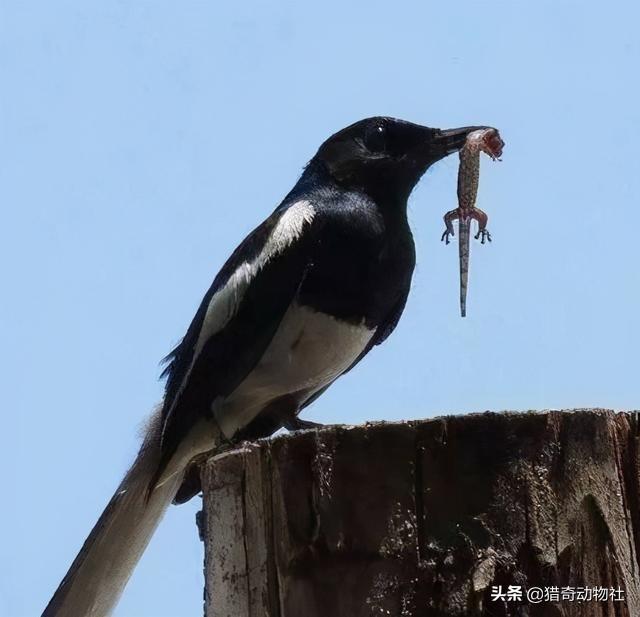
[43,117,485,616]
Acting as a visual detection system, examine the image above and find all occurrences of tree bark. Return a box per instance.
[199,409,640,616]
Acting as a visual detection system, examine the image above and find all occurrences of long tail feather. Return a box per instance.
[43,416,182,617]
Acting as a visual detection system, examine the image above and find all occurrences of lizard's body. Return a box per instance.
[441,128,504,317]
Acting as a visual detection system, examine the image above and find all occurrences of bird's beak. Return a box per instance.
[432,126,489,156]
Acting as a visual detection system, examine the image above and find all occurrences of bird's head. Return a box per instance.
[314,117,488,203]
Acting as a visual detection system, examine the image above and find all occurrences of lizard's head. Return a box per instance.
[313,117,488,203]
[465,128,505,160]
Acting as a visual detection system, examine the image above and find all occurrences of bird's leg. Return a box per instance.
[284,417,324,431]
[471,208,492,244]
[441,209,460,244]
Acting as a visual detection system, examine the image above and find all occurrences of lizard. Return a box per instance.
[441,127,504,317]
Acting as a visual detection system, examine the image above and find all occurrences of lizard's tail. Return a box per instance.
[459,217,471,318]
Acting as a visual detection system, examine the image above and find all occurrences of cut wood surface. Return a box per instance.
[199,409,640,616]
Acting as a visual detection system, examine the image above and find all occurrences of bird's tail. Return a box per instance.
[43,414,183,617]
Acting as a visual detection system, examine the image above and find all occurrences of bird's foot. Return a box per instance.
[284,417,324,431]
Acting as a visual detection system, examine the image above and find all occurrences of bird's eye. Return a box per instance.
[363,123,387,153]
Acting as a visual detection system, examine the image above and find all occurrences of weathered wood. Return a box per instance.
[200,410,640,616]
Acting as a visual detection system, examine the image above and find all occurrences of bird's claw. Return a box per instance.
[475,228,492,244]
[284,417,324,431]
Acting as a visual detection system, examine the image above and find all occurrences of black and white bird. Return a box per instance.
[44,117,485,616]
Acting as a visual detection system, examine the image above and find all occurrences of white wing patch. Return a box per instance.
[269,200,316,254]
[194,200,315,357]
[161,199,316,429]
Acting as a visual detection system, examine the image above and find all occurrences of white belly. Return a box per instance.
[213,303,375,438]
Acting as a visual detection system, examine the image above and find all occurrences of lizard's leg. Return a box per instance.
[441,209,460,244]
[471,208,492,244]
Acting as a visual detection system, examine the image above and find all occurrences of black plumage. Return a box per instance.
[159,117,483,496]
[44,117,487,616]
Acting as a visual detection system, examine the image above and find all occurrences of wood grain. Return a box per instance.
[200,410,640,617]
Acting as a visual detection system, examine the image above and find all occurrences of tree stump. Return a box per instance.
[199,409,640,616]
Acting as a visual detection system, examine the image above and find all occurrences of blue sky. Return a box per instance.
[1,1,638,615]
